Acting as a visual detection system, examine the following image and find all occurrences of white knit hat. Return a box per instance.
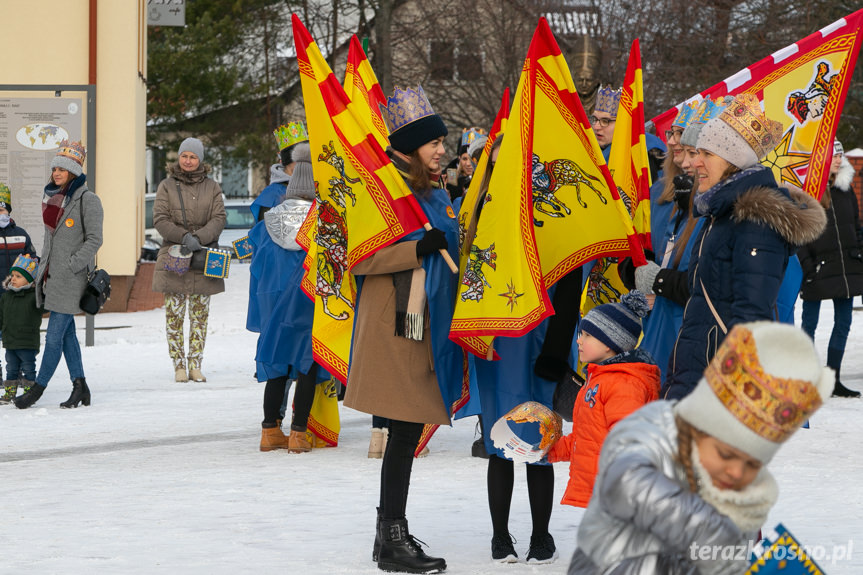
[675,322,833,463]
[285,142,315,200]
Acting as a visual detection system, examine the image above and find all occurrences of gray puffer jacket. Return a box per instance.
[35,175,104,315]
[569,401,774,575]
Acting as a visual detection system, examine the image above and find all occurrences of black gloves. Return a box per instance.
[182,233,203,252]
[416,228,448,257]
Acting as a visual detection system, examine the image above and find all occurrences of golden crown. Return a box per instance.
[595,85,622,117]
[704,324,823,444]
[0,182,9,205]
[56,139,86,165]
[273,121,308,151]
[718,93,784,160]
[461,127,486,147]
[380,85,436,134]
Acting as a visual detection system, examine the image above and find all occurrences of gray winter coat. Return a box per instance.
[569,401,771,575]
[35,179,104,315]
[152,164,226,296]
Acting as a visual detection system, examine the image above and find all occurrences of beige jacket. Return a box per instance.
[344,241,450,425]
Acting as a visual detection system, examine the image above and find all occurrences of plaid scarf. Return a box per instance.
[42,186,70,233]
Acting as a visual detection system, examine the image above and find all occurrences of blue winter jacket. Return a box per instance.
[663,167,826,399]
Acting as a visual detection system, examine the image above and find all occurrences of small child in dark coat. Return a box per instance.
[0,255,43,403]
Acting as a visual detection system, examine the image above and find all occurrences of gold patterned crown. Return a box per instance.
[380,85,437,134]
[56,139,86,166]
[672,100,701,129]
[595,85,622,117]
[0,182,10,206]
[704,324,823,444]
[718,93,783,160]
[461,127,487,148]
[273,121,308,151]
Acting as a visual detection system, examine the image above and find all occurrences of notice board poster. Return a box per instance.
[0,92,88,255]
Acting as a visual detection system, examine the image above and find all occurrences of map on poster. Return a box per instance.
[0,95,85,255]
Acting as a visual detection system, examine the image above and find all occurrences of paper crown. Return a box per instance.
[704,324,824,444]
[718,93,784,160]
[834,139,844,155]
[595,85,622,117]
[273,121,308,151]
[0,182,10,206]
[672,100,701,129]
[56,139,86,166]
[460,127,487,148]
[10,254,38,283]
[380,85,437,134]
[695,95,734,125]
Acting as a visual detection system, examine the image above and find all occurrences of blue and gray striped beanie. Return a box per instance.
[580,290,650,355]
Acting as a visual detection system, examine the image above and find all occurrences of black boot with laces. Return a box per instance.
[526,532,558,564]
[377,518,446,573]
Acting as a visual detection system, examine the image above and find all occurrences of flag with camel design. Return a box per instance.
[293,17,427,382]
[448,18,644,355]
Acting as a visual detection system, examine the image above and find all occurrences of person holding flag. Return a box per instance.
[344,85,461,575]
[660,94,826,400]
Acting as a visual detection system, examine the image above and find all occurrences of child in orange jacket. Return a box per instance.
[547,290,660,507]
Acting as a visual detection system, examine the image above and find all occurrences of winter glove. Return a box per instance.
[416,228,448,257]
[634,260,661,295]
[182,233,203,252]
[617,257,637,291]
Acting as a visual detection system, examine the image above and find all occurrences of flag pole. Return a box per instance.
[423,222,458,273]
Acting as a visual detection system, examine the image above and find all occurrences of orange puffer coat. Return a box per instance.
[548,350,660,507]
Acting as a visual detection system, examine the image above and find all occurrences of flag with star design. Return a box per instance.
[652,8,863,200]
[448,18,644,359]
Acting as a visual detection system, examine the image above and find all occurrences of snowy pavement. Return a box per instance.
[1,263,861,574]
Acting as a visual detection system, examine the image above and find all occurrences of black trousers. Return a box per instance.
[379,419,424,520]
[261,363,318,430]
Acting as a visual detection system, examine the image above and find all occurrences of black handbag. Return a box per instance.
[552,367,585,422]
[175,180,218,271]
[79,268,111,314]
[76,191,111,314]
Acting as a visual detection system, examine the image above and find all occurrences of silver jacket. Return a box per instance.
[264,198,312,251]
[569,401,761,575]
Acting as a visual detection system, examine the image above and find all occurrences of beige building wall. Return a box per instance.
[0,0,147,306]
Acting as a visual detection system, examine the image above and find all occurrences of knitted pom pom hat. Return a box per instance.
[580,290,650,355]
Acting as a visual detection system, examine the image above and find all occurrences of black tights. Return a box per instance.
[487,454,554,538]
[261,364,318,431]
[379,419,424,521]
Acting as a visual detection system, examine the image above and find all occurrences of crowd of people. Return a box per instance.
[1,80,860,574]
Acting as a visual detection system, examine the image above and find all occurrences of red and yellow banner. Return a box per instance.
[607,39,651,250]
[449,18,644,358]
[652,8,863,200]
[292,16,427,381]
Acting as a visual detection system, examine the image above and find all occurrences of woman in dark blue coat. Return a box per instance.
[661,94,826,400]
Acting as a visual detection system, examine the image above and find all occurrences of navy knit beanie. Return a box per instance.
[580,290,650,355]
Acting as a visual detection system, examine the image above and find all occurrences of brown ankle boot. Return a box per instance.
[260,426,290,451]
[287,429,312,453]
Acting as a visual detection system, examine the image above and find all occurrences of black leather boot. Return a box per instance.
[14,383,45,409]
[377,518,446,574]
[827,347,861,398]
[60,378,91,408]
[372,507,382,562]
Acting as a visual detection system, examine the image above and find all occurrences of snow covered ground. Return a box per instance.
[2,263,862,574]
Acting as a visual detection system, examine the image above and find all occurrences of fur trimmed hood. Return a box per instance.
[733,186,826,246]
[833,156,855,192]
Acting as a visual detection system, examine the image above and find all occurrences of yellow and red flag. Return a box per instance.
[607,39,651,250]
[449,18,644,358]
[344,35,389,149]
[292,15,428,381]
[450,88,510,360]
[652,8,863,200]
